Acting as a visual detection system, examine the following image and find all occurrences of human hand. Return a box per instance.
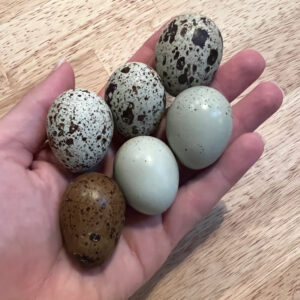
[0,27,283,300]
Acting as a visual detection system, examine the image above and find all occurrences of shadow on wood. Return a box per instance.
[130,201,227,299]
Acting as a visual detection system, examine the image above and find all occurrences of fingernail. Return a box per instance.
[257,132,266,145]
[270,81,285,98]
[55,57,66,69]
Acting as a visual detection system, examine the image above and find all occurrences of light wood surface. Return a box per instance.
[0,0,299,299]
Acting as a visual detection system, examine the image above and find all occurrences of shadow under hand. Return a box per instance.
[130,201,227,300]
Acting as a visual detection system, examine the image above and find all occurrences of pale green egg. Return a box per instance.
[166,86,233,169]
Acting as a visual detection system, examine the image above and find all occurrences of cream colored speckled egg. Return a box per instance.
[47,89,114,173]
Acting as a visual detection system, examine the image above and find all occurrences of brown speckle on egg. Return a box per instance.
[60,173,126,268]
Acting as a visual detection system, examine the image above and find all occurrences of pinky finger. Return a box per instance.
[163,132,265,246]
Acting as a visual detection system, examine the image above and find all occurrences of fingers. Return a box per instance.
[177,80,283,185]
[99,31,265,102]
[98,23,166,98]
[231,81,283,140]
[163,132,264,246]
[128,26,165,68]
[211,49,266,101]
[0,62,75,167]
[100,47,267,151]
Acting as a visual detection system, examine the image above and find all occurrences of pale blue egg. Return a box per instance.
[166,86,233,169]
[114,136,179,215]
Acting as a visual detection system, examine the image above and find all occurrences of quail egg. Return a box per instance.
[114,136,179,215]
[166,86,232,169]
[105,62,166,138]
[155,14,223,96]
[47,89,114,173]
[60,172,126,268]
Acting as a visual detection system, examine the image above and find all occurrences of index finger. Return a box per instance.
[98,25,165,98]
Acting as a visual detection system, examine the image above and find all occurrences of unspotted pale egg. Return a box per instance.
[114,136,179,215]
[166,86,233,169]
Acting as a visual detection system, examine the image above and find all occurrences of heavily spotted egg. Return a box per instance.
[46,89,114,173]
[155,14,223,96]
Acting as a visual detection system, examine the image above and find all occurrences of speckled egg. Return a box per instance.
[166,86,233,169]
[105,62,166,138]
[60,172,126,268]
[155,14,223,96]
[47,89,114,173]
[114,136,179,215]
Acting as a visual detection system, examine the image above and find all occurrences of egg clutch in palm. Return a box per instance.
[46,14,233,267]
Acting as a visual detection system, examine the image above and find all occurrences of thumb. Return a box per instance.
[0,61,75,167]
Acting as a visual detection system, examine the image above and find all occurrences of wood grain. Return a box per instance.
[0,0,299,299]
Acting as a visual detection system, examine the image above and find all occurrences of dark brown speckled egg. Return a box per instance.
[60,172,126,268]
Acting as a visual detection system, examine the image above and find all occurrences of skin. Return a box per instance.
[0,25,283,299]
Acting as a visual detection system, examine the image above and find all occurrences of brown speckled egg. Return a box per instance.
[155,14,223,96]
[60,172,126,268]
[47,89,114,173]
[105,62,166,138]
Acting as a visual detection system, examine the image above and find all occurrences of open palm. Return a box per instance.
[0,28,283,300]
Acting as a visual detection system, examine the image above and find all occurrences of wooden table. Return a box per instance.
[0,0,299,299]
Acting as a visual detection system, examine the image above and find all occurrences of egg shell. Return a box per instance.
[155,14,223,96]
[47,89,114,173]
[166,86,233,169]
[114,136,179,215]
[105,62,166,138]
[60,172,126,268]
